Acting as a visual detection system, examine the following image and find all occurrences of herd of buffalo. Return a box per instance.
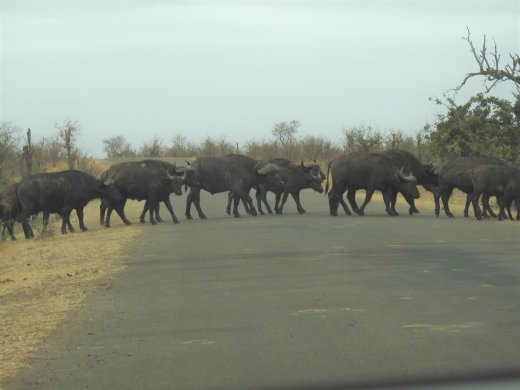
[1,150,520,241]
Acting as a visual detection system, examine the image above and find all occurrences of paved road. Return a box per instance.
[7,191,520,389]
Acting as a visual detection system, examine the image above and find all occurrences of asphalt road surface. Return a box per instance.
[7,191,520,389]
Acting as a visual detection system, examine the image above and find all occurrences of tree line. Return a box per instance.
[1,29,519,188]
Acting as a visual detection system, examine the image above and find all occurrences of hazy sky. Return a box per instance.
[1,0,519,157]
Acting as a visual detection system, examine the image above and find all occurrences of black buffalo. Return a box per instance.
[0,184,19,240]
[469,164,520,220]
[434,156,510,218]
[380,150,438,215]
[254,159,324,215]
[185,154,282,219]
[99,159,186,224]
[16,170,122,239]
[326,152,420,216]
[100,163,184,227]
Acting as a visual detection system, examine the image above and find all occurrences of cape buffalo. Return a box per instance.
[100,164,184,227]
[0,183,19,240]
[185,154,282,219]
[99,159,186,225]
[380,150,438,215]
[325,152,420,217]
[16,170,122,239]
[469,164,520,220]
[434,156,510,218]
[255,159,324,215]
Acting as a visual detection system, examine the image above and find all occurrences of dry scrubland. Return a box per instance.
[0,159,473,384]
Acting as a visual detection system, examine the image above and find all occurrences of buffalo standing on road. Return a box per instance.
[185,154,282,219]
[255,159,324,215]
[380,150,438,215]
[100,163,184,227]
[16,170,122,239]
[469,164,520,220]
[326,152,420,217]
[434,156,510,218]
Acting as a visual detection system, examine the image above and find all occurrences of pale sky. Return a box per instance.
[1,0,519,157]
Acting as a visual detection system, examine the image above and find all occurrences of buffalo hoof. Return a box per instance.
[156,217,163,223]
[448,214,455,218]
[276,210,283,215]
[151,220,157,225]
[298,209,306,214]
[173,218,180,224]
[186,215,193,220]
[330,213,338,217]
[225,209,231,216]
[200,214,207,220]
[139,218,146,224]
[81,227,88,232]
[463,213,469,218]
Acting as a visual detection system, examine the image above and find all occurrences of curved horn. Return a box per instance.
[302,160,318,168]
[103,177,114,186]
[257,163,279,175]
[397,167,417,182]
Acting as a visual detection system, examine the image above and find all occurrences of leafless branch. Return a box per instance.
[452,27,520,94]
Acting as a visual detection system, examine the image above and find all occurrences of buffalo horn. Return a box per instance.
[257,163,280,175]
[397,167,417,182]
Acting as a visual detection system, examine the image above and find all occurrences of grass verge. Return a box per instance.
[0,199,144,385]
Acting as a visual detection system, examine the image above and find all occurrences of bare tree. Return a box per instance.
[22,128,34,176]
[455,27,520,93]
[140,135,164,157]
[272,120,300,147]
[56,119,80,169]
[103,135,135,158]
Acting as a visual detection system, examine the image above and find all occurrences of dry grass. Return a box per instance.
[0,185,146,384]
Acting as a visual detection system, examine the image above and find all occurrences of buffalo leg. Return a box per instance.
[148,199,158,225]
[140,201,149,223]
[482,194,497,218]
[274,193,282,214]
[290,191,306,214]
[21,219,34,239]
[463,194,471,217]
[347,189,362,215]
[358,188,375,216]
[61,206,75,233]
[100,199,109,225]
[76,208,87,231]
[2,222,16,240]
[439,188,455,218]
[226,192,233,215]
[277,191,290,214]
[389,190,399,216]
[255,188,265,215]
[328,190,339,216]
[162,198,180,224]
[470,192,483,220]
[382,190,397,216]
[232,195,242,218]
[186,188,206,220]
[262,191,273,214]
